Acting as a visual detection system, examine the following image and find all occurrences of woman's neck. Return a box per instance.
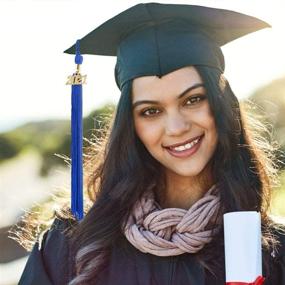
[156,166,215,210]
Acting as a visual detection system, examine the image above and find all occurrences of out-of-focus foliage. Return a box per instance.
[0,134,21,160]
[0,120,69,160]
[271,169,285,217]
[246,76,285,168]
[0,103,115,176]
[249,77,285,133]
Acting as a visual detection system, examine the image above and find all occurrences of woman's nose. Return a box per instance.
[164,112,190,136]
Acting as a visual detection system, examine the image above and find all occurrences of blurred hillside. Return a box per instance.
[0,103,115,176]
[246,76,285,166]
[249,76,285,137]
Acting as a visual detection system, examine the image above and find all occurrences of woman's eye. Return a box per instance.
[185,95,206,106]
[140,108,160,117]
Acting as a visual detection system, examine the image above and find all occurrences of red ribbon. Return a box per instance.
[226,276,265,285]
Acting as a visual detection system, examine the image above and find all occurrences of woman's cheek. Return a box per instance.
[138,121,163,147]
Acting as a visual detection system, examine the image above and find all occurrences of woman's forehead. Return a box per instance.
[132,66,203,99]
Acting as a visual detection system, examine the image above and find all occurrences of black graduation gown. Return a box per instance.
[19,218,285,285]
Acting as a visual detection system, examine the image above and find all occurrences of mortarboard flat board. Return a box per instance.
[64,2,270,90]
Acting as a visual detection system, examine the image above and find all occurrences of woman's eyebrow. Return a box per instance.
[132,83,205,109]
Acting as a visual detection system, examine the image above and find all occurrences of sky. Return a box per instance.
[0,0,284,132]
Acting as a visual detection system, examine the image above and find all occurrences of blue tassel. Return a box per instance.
[71,40,84,220]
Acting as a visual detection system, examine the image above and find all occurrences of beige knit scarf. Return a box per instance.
[123,184,221,256]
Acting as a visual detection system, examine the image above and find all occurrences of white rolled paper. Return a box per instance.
[223,211,262,283]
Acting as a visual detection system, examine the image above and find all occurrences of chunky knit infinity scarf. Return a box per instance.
[123,184,221,256]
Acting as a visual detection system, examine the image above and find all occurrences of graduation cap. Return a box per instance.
[64,3,270,220]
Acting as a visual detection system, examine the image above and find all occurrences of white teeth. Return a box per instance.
[172,137,200,152]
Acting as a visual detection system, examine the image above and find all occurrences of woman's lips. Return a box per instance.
[164,135,204,158]
[164,135,203,148]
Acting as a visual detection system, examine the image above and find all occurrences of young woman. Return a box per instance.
[18,3,285,285]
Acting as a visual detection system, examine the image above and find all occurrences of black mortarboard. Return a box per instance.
[64,3,270,220]
[65,2,270,91]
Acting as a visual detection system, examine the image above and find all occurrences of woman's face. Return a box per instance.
[132,66,218,178]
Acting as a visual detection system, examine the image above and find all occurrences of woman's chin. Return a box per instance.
[165,165,204,178]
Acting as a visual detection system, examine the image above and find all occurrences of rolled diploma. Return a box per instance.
[223,211,262,283]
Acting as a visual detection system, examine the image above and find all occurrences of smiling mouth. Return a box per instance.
[163,134,204,150]
[164,135,204,158]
